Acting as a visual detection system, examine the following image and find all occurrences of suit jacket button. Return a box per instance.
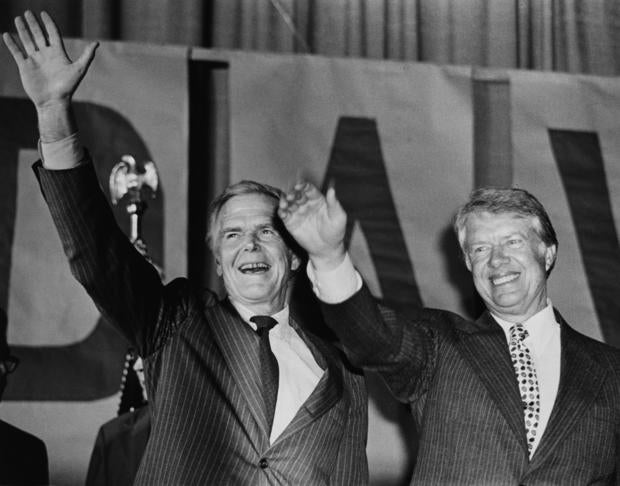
[259,458,268,469]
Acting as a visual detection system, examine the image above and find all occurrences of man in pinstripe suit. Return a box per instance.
[280,182,620,485]
[4,11,368,485]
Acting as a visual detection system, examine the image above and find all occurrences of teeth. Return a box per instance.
[239,262,270,273]
[492,274,519,285]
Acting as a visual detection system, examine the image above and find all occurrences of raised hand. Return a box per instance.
[279,182,347,271]
[3,11,98,109]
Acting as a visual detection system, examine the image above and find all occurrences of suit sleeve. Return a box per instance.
[32,159,189,357]
[34,436,50,486]
[85,428,106,486]
[320,284,438,404]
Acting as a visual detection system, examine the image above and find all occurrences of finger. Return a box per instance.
[279,197,290,211]
[24,11,47,48]
[2,32,27,62]
[14,16,36,55]
[40,11,61,47]
[302,182,322,201]
[293,185,308,204]
[277,207,289,221]
[295,192,308,205]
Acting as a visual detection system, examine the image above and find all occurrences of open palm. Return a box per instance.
[3,11,97,108]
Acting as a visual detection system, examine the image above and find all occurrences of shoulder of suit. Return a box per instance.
[560,320,620,371]
[0,419,46,451]
[163,277,219,308]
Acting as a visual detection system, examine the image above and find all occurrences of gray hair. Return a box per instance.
[453,187,558,272]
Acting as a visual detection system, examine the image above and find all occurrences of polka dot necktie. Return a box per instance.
[250,315,279,434]
[509,323,540,457]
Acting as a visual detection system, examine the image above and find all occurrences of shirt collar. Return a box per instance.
[492,300,559,344]
[230,300,290,338]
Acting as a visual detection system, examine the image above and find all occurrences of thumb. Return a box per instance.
[75,41,98,75]
[325,186,345,220]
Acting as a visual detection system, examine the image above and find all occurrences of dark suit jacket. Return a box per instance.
[34,161,368,485]
[0,420,49,486]
[321,284,620,485]
[85,405,151,486]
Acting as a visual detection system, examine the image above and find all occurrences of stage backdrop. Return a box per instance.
[0,39,188,484]
[512,70,620,350]
[3,40,620,486]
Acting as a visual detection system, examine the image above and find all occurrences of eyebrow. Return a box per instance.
[219,225,242,234]
[219,222,275,233]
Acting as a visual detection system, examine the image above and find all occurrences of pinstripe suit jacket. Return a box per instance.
[34,161,368,485]
[321,284,620,485]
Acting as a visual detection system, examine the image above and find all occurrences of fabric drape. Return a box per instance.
[2,0,620,75]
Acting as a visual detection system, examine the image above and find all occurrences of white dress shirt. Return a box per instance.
[308,253,561,454]
[232,301,324,443]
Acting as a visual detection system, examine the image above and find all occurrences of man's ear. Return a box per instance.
[215,259,223,277]
[544,244,557,272]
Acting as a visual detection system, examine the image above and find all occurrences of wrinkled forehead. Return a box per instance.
[216,193,279,227]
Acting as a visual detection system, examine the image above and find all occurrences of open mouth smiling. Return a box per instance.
[491,273,519,286]
[238,262,271,274]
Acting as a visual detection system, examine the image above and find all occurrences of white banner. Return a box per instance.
[512,70,620,346]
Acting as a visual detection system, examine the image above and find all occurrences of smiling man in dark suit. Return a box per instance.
[3,11,367,485]
[280,181,620,485]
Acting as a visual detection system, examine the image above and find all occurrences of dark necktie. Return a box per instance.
[250,315,279,434]
[509,323,540,457]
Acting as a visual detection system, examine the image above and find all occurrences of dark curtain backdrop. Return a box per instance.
[2,0,620,75]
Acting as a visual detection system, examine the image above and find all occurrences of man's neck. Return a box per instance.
[230,299,288,321]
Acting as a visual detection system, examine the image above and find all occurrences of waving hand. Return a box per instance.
[279,182,348,271]
[3,11,97,109]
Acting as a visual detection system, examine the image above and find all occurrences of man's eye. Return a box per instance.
[507,238,523,247]
[224,232,239,240]
[472,246,488,254]
[260,228,277,237]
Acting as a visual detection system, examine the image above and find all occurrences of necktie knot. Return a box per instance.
[250,315,278,337]
[510,323,529,343]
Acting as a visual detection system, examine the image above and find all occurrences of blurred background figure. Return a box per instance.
[0,307,49,486]
[85,351,150,486]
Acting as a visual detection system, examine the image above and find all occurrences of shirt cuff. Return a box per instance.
[39,132,85,170]
[306,253,362,304]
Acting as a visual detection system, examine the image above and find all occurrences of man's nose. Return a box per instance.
[242,232,260,251]
[489,245,508,267]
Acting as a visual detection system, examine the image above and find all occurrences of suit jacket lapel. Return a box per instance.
[208,299,271,446]
[275,313,343,442]
[458,312,529,454]
[530,315,606,465]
